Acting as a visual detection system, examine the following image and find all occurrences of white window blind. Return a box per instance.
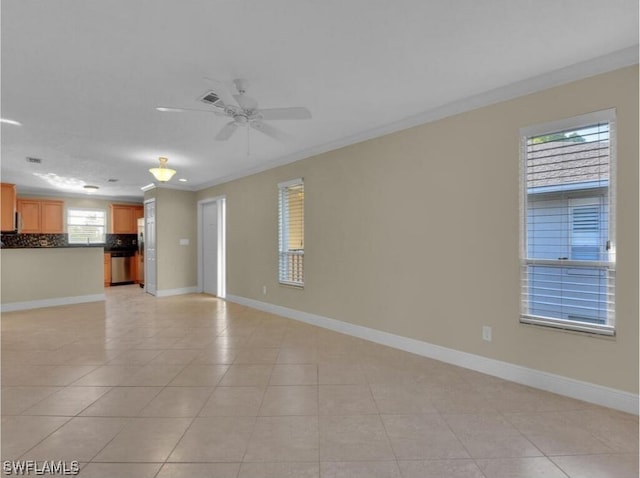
[67,208,106,244]
[570,197,603,261]
[520,110,616,335]
[278,178,304,286]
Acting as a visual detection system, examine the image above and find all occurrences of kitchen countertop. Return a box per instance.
[1,232,138,251]
[1,244,137,251]
[2,244,104,250]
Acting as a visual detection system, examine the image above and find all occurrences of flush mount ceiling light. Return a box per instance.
[83,185,100,193]
[149,156,176,182]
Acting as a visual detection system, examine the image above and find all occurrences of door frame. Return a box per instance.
[143,198,156,296]
[197,195,226,298]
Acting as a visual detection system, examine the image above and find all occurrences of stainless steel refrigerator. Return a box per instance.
[137,217,144,287]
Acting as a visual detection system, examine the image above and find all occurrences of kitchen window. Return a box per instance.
[278,178,304,287]
[520,109,616,335]
[67,208,106,244]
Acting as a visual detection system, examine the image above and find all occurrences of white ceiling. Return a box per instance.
[1,0,638,200]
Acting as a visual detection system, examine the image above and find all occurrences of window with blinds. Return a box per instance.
[520,109,616,335]
[278,178,304,286]
[67,208,106,244]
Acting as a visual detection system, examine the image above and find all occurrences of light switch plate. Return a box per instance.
[179,238,189,246]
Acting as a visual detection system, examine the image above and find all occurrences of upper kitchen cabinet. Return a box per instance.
[110,204,143,233]
[17,199,64,233]
[18,199,40,233]
[41,201,64,233]
[1,183,17,231]
[111,205,133,233]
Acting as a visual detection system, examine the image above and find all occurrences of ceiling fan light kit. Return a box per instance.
[158,78,312,143]
[149,156,177,182]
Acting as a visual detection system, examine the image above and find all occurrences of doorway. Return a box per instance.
[198,196,226,297]
[144,198,157,296]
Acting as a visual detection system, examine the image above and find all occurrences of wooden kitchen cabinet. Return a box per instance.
[110,204,143,233]
[111,205,134,233]
[18,199,41,233]
[135,250,144,284]
[1,183,17,231]
[132,251,139,284]
[41,201,64,233]
[104,253,111,287]
[17,199,64,233]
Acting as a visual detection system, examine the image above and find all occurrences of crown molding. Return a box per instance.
[194,46,639,191]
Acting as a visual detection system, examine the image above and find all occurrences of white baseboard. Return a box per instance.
[156,286,199,297]
[226,294,639,415]
[1,293,106,313]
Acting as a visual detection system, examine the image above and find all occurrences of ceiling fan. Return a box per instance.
[156,78,312,142]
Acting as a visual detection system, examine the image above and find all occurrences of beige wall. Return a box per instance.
[196,66,638,394]
[1,248,104,304]
[153,188,198,291]
[17,194,142,232]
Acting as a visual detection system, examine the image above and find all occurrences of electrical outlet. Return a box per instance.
[262,285,267,295]
[482,325,492,342]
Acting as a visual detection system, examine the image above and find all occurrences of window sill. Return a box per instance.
[279,281,304,289]
[520,315,615,338]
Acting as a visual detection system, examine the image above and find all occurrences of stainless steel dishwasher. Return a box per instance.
[111,251,135,285]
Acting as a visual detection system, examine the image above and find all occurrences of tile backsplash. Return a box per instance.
[1,233,138,249]
[105,233,137,250]
[0,233,68,248]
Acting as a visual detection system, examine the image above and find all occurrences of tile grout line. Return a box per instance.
[365,371,403,476]
[4,288,637,476]
[15,416,74,462]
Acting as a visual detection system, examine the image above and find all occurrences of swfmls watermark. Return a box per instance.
[2,461,79,476]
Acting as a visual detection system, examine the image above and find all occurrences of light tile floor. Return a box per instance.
[2,285,638,477]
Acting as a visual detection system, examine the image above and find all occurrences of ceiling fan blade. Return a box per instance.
[258,107,312,120]
[203,77,239,107]
[215,122,239,141]
[156,106,221,114]
[250,121,290,141]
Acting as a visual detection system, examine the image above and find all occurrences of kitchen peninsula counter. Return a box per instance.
[1,244,106,249]
[1,247,105,312]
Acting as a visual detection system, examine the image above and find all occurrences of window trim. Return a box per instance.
[277,178,304,288]
[66,207,107,244]
[519,109,616,336]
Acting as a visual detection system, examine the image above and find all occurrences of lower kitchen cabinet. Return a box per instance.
[135,251,144,284]
[133,251,140,284]
[104,253,111,287]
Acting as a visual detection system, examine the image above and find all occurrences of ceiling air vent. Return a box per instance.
[199,91,223,107]
[26,157,42,164]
